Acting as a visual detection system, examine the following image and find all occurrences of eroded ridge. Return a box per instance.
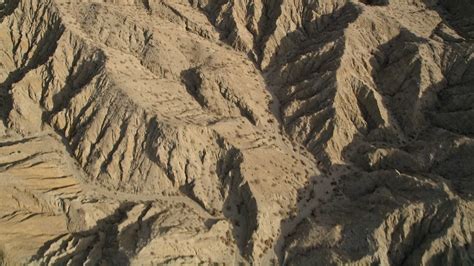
[0,0,473,265]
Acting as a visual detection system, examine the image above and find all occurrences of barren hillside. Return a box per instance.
[0,0,473,265]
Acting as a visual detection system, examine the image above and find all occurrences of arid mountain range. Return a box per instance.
[0,0,473,265]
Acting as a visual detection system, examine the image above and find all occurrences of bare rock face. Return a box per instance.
[0,0,473,265]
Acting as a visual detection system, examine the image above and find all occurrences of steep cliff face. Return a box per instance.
[0,0,473,265]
